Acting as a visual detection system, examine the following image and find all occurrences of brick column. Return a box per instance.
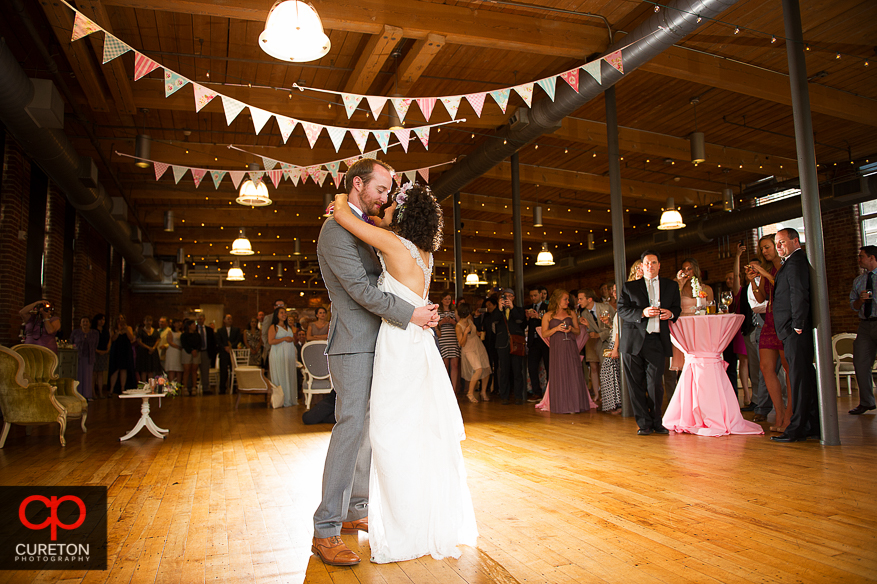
[0,138,31,346]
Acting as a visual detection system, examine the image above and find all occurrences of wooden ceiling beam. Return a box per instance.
[37,0,109,112]
[77,0,137,116]
[380,34,446,95]
[343,25,402,96]
[556,118,797,177]
[101,0,606,58]
[639,46,877,127]
[453,193,622,227]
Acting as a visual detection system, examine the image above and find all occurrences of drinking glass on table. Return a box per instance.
[720,291,734,313]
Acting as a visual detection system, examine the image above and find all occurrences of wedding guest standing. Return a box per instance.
[92,313,110,398]
[307,307,330,341]
[541,289,589,414]
[243,317,263,366]
[164,319,184,385]
[216,314,242,395]
[108,315,136,394]
[20,300,60,353]
[525,286,550,399]
[724,243,752,407]
[436,292,461,394]
[180,319,202,396]
[456,302,491,402]
[136,315,162,381]
[489,289,527,404]
[268,306,298,407]
[70,317,98,400]
[599,284,623,414]
[849,245,877,415]
[675,257,714,314]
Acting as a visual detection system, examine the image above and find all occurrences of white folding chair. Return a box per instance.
[230,348,250,391]
[300,341,333,409]
[832,333,856,396]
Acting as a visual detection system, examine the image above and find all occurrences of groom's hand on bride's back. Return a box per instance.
[412,304,440,330]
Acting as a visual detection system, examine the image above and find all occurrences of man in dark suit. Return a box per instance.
[617,250,682,435]
[196,314,217,395]
[488,288,527,404]
[216,313,243,395]
[770,228,820,442]
[524,286,550,399]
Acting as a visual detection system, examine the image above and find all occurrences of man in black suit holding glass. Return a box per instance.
[617,250,682,435]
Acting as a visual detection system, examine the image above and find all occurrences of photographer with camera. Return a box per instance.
[19,300,61,353]
[487,288,527,404]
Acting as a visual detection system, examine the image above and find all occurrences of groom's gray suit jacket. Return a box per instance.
[317,217,414,352]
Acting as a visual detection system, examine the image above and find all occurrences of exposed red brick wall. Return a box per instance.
[72,216,109,322]
[42,184,66,311]
[0,138,31,346]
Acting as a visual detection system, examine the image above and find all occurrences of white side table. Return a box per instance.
[119,393,169,441]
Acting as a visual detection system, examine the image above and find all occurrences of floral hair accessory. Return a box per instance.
[395,181,414,206]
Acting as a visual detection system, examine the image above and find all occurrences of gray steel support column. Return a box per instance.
[606,87,631,417]
[783,0,839,445]
[453,191,463,299]
[511,153,524,300]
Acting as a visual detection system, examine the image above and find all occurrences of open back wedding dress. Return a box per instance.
[368,234,478,563]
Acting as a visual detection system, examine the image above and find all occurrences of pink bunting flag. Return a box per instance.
[193,84,217,112]
[332,172,344,189]
[153,162,169,180]
[465,93,486,118]
[228,171,246,189]
[417,167,429,182]
[71,12,100,41]
[317,170,329,187]
[343,156,360,168]
[366,96,387,120]
[306,165,322,184]
[191,168,206,188]
[276,116,297,143]
[514,83,534,107]
[134,53,160,81]
[350,129,369,154]
[413,127,430,150]
[301,122,323,148]
[393,173,401,188]
[440,96,461,120]
[605,50,624,74]
[267,169,282,189]
[287,167,302,186]
[342,93,362,118]
[390,98,412,123]
[416,97,436,122]
[393,128,411,153]
[559,69,579,92]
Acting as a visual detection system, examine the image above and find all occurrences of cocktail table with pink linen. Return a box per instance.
[663,314,763,437]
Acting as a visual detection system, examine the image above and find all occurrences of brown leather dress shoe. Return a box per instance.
[311,536,361,566]
[341,517,368,534]
[752,414,767,422]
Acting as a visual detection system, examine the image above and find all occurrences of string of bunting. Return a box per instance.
[62,0,464,154]
[114,150,454,190]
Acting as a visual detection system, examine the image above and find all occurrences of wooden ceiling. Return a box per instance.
[5,0,876,286]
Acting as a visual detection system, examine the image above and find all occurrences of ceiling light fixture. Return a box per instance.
[258,1,331,63]
[689,97,705,165]
[535,242,555,266]
[388,49,405,131]
[163,210,174,232]
[230,228,255,255]
[134,134,151,168]
[227,260,245,281]
[533,205,543,227]
[237,163,272,206]
[658,198,686,230]
[293,239,301,255]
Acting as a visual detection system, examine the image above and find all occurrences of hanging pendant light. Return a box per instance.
[535,242,555,266]
[387,50,405,131]
[477,271,488,285]
[258,1,331,63]
[722,187,735,212]
[293,239,301,255]
[587,233,595,250]
[230,228,255,255]
[689,97,706,165]
[163,210,174,232]
[134,134,151,168]
[237,163,272,207]
[533,205,544,227]
[658,198,686,230]
[227,259,245,281]
[465,263,480,285]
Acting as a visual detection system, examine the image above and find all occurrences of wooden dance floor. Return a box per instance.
[1,390,875,584]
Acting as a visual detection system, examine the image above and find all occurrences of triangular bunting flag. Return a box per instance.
[301,122,323,148]
[366,96,387,120]
[373,130,390,154]
[305,165,321,184]
[605,50,624,74]
[325,161,340,180]
[134,52,161,81]
[267,169,282,189]
[261,157,278,171]
[211,170,226,189]
[416,97,436,122]
[191,168,206,188]
[229,171,245,189]
[514,83,534,107]
[102,36,131,64]
[413,127,430,150]
[326,126,347,152]
[393,173,401,188]
[581,60,602,85]
[164,69,189,97]
[362,151,377,160]
[417,167,429,182]
[220,95,246,125]
[250,106,272,134]
[332,172,344,189]
[317,170,329,187]
[440,96,462,120]
[489,89,510,114]
[193,84,217,112]
[350,129,369,153]
[276,116,297,143]
[393,128,411,153]
[466,93,486,117]
[390,97,412,123]
[153,162,169,180]
[404,170,417,183]
[248,171,264,183]
[341,93,362,118]
[559,69,579,92]
[71,12,100,41]
[172,166,188,184]
[288,167,302,186]
[343,156,360,168]
[537,77,556,101]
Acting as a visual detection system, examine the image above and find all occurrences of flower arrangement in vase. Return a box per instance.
[137,375,180,396]
[690,277,708,314]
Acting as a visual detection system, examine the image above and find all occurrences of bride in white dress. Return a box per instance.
[333,183,478,563]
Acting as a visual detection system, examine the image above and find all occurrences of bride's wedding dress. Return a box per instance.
[369,234,478,563]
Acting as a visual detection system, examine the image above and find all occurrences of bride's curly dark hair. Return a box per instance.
[379,183,443,252]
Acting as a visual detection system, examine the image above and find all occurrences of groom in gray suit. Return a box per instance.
[312,158,438,566]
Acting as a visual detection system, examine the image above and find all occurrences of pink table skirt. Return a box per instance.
[533,327,597,412]
[663,315,763,437]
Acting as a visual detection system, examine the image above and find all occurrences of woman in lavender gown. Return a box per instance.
[541,289,589,414]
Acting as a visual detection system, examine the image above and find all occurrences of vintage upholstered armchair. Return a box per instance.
[0,345,68,447]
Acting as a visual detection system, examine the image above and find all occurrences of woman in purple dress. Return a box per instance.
[19,300,61,352]
[541,289,589,414]
[70,317,99,400]
[751,234,792,433]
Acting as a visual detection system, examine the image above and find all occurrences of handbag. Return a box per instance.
[503,311,527,357]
